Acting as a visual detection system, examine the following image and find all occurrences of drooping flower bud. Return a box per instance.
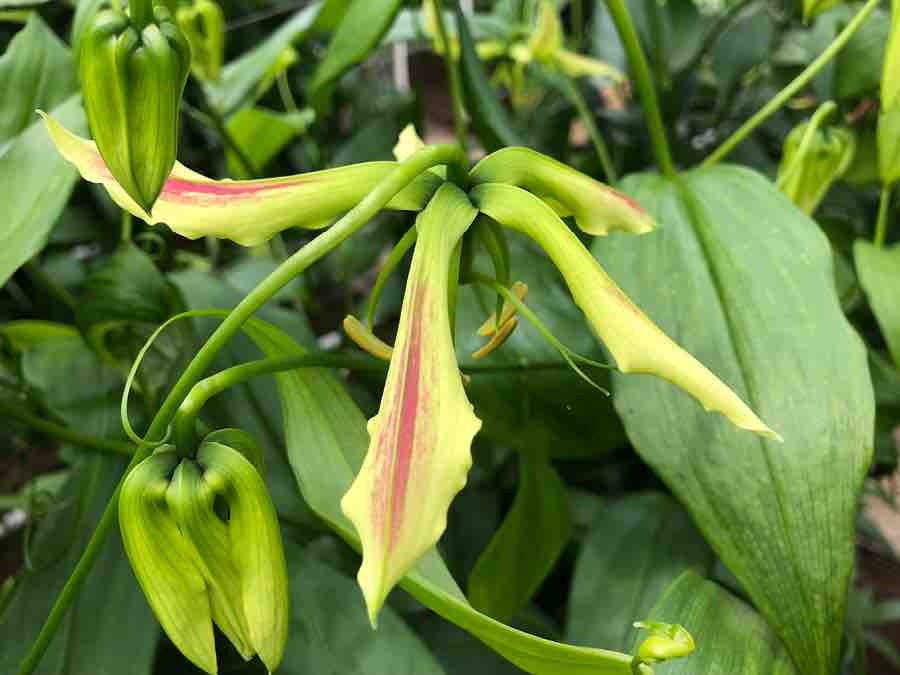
[177,0,225,81]
[119,433,288,674]
[79,4,191,213]
[777,116,856,214]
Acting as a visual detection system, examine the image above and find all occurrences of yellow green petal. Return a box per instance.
[40,112,442,246]
[471,182,780,440]
[469,147,655,236]
[341,184,482,624]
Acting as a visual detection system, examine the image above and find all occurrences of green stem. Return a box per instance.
[120,211,133,243]
[703,0,880,167]
[604,0,675,176]
[16,145,466,675]
[172,353,387,453]
[0,399,133,457]
[433,0,469,153]
[875,183,892,247]
[559,74,618,183]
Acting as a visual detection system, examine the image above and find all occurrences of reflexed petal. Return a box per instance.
[341,184,482,624]
[472,182,780,440]
[469,147,655,235]
[41,113,442,246]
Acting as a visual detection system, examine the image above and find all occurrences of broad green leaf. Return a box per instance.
[76,243,184,371]
[310,0,405,101]
[833,7,888,100]
[282,543,446,674]
[205,2,323,115]
[0,15,76,147]
[566,493,714,652]
[454,3,525,151]
[595,166,873,675]
[636,572,798,674]
[468,450,572,623]
[235,318,639,674]
[854,241,900,367]
[710,4,773,105]
[0,16,85,286]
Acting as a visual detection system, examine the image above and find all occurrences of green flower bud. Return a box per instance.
[197,440,289,672]
[79,4,190,214]
[776,115,856,214]
[177,0,224,81]
[119,434,288,674]
[634,621,695,664]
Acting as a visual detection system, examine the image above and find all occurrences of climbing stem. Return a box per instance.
[604,0,675,176]
[16,144,467,675]
[703,0,880,167]
[172,353,387,453]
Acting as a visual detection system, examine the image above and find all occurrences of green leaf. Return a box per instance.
[468,450,572,623]
[0,16,76,147]
[310,0,405,102]
[833,7,888,100]
[454,2,524,151]
[636,572,798,674]
[0,16,85,286]
[225,106,313,178]
[854,241,900,368]
[594,165,873,675]
[0,332,157,675]
[566,493,714,653]
[205,2,323,116]
[234,317,639,674]
[282,543,446,674]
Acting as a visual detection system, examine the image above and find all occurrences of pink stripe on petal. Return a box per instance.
[161,176,309,199]
[388,286,427,548]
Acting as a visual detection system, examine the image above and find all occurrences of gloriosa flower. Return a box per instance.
[45,116,778,626]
